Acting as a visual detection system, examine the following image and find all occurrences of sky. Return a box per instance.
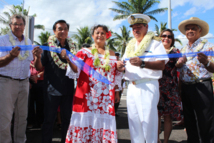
[1,0,214,49]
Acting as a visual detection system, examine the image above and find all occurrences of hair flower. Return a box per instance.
[106,31,112,39]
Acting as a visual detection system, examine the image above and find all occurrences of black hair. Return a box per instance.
[160,29,175,47]
[115,53,120,56]
[91,24,108,35]
[53,20,69,31]
[82,43,91,48]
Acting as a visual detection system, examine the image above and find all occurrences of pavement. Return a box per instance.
[26,88,187,143]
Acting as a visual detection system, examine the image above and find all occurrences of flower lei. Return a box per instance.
[126,31,155,58]
[181,39,208,61]
[91,44,111,71]
[166,46,175,54]
[8,32,29,61]
[48,35,76,70]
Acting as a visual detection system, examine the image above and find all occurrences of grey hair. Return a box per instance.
[197,25,201,30]
[9,14,26,25]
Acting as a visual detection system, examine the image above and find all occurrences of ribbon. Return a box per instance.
[1,45,111,84]
[124,51,214,61]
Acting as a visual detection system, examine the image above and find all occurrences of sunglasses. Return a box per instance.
[161,35,172,39]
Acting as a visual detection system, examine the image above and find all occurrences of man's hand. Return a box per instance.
[33,46,42,58]
[129,57,142,67]
[115,92,120,103]
[60,49,69,60]
[30,75,38,84]
[176,56,187,68]
[197,52,209,65]
[117,61,125,71]
[10,46,21,58]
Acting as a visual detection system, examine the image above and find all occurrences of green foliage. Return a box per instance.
[34,31,51,45]
[109,0,167,21]
[0,27,10,35]
[0,4,44,30]
[72,26,92,49]
[112,26,133,56]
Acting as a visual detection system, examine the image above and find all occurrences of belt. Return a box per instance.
[130,79,154,85]
[0,75,27,81]
[182,78,211,85]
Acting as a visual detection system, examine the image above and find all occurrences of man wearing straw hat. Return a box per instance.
[117,13,169,143]
[177,17,214,142]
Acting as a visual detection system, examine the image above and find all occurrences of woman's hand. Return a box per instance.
[115,92,120,103]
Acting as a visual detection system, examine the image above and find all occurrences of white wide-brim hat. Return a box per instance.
[127,14,151,27]
[178,17,209,37]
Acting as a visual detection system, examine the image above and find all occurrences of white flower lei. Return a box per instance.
[126,31,155,58]
[91,44,111,71]
[8,31,29,61]
[166,46,175,54]
[181,39,208,61]
[48,35,76,70]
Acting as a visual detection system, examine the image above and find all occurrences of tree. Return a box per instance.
[72,26,92,49]
[0,4,45,30]
[34,31,51,45]
[109,0,167,21]
[155,22,182,46]
[0,27,10,35]
[112,26,133,57]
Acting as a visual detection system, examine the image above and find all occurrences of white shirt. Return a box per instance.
[122,39,168,81]
[0,31,33,79]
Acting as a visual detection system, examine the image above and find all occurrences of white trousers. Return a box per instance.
[127,79,159,143]
[0,77,29,143]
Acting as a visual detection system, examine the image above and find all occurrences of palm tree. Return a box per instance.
[72,26,92,49]
[0,4,45,30]
[112,26,133,57]
[155,22,182,46]
[109,0,167,21]
[34,31,51,45]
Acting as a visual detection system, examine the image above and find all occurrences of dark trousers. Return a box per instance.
[181,79,214,143]
[28,80,44,126]
[42,93,73,143]
[114,91,122,113]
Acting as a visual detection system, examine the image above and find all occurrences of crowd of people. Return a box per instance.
[0,13,213,143]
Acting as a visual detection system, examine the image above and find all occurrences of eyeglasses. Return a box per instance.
[161,35,172,39]
[57,28,68,31]
[10,23,24,27]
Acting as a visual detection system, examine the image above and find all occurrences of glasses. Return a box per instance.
[161,35,172,39]
[57,28,68,31]
[10,23,24,27]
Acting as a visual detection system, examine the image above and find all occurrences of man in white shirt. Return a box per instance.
[0,14,33,143]
[117,14,168,143]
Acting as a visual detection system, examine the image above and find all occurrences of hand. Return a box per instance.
[60,49,69,60]
[33,46,42,58]
[177,56,187,65]
[10,46,21,58]
[197,52,209,65]
[30,75,38,83]
[117,61,125,71]
[129,57,142,67]
[115,91,120,103]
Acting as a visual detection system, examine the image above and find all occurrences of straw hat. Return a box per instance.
[127,14,151,27]
[178,17,209,37]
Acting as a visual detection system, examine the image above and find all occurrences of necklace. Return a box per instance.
[48,35,76,70]
[165,46,174,54]
[8,31,29,61]
[181,39,207,61]
[91,44,111,71]
[126,31,155,58]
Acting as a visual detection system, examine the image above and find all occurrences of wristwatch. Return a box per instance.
[140,60,145,68]
[37,74,40,78]
[206,61,211,67]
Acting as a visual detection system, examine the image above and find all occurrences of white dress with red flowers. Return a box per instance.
[65,48,122,143]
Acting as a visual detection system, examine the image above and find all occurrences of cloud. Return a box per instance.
[159,0,214,11]
[172,12,178,18]
[0,0,125,43]
[184,7,197,16]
